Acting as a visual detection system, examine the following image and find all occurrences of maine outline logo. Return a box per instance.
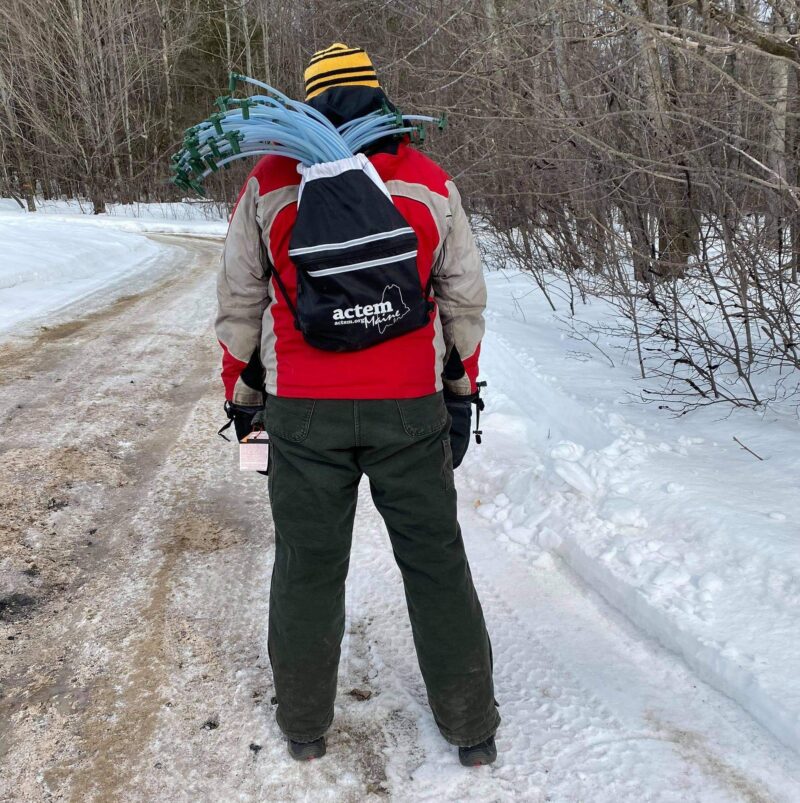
[332,285,411,332]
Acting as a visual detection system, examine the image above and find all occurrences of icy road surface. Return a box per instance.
[1,236,798,801]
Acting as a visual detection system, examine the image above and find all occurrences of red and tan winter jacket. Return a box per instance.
[216,140,486,402]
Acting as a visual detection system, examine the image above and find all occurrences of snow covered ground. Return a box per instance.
[1,223,799,800]
[468,269,800,756]
[0,199,227,334]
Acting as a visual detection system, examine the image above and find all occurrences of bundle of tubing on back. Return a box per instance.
[171,73,444,195]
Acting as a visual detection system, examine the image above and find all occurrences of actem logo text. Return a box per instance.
[332,301,394,321]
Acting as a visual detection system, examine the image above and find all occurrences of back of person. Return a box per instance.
[217,68,483,406]
[215,43,499,766]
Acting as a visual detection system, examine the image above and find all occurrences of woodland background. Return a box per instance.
[1,0,799,410]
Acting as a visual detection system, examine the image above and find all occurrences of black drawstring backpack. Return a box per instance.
[264,154,434,352]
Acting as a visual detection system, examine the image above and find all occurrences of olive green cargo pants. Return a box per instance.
[264,391,499,746]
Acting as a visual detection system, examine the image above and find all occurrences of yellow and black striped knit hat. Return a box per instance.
[304,43,381,102]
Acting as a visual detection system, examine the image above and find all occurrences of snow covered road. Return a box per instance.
[1,237,799,801]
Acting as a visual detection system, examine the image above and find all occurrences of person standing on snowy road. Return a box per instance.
[215,43,499,766]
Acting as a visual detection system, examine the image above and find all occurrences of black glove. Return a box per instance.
[442,346,487,469]
[218,401,265,442]
[444,380,486,469]
[445,393,473,468]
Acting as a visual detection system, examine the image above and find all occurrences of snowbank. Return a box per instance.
[464,269,800,754]
[0,199,226,335]
[0,198,228,238]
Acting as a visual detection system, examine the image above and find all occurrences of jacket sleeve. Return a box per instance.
[215,175,271,405]
[434,180,487,395]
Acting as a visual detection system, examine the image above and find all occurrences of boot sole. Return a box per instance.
[287,739,326,761]
[458,750,497,767]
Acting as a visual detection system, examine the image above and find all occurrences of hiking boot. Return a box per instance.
[458,736,497,767]
[287,736,326,761]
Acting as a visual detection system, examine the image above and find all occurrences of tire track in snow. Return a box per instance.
[470,563,770,803]
[460,499,798,802]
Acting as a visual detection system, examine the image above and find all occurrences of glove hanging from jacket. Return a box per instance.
[443,347,486,469]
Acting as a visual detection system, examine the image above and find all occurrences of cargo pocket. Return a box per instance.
[396,392,448,438]
[264,396,316,442]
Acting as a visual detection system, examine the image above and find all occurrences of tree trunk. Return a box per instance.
[0,66,35,211]
[261,0,272,84]
[223,1,233,72]
[241,2,253,76]
[154,0,175,141]
[766,16,790,249]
